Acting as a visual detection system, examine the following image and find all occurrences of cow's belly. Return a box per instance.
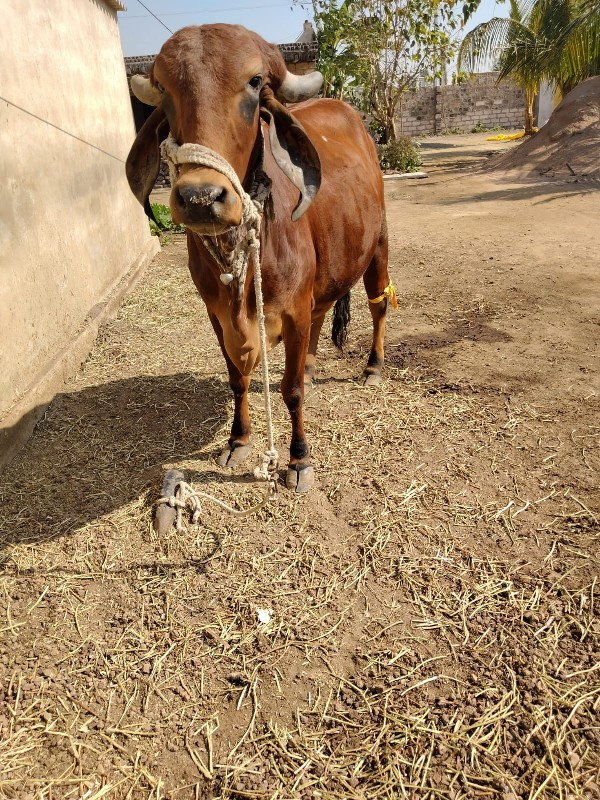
[308,182,384,307]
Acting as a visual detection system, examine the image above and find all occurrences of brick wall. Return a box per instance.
[397,73,525,136]
[124,43,318,81]
[287,61,318,76]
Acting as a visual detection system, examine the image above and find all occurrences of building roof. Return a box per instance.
[103,0,126,11]
[124,41,317,77]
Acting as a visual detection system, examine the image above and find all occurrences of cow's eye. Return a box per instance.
[248,75,262,90]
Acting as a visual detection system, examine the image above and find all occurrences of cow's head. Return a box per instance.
[126,24,323,235]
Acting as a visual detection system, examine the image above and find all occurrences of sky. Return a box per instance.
[117,0,507,59]
[118,0,314,55]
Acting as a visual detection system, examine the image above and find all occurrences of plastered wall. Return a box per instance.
[0,0,159,467]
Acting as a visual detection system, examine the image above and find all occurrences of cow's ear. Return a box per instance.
[260,91,321,221]
[126,106,169,210]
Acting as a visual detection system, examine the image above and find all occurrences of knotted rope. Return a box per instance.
[157,478,272,533]
[158,135,279,526]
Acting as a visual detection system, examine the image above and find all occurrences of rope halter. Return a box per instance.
[161,134,269,297]
[160,134,279,487]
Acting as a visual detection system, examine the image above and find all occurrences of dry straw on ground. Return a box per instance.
[0,233,598,800]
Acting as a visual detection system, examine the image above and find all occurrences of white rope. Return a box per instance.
[157,480,271,533]
[160,135,279,515]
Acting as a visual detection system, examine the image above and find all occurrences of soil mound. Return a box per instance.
[488,75,600,179]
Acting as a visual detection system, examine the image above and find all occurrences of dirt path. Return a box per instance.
[1,135,598,799]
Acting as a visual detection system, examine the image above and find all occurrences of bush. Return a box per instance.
[368,118,386,144]
[378,137,422,173]
[149,203,185,237]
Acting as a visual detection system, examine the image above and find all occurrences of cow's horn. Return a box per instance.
[130,75,163,107]
[277,70,323,103]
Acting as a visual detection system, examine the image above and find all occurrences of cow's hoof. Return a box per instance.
[217,442,252,467]
[285,464,315,493]
[363,371,382,386]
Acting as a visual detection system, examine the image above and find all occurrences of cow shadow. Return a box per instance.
[0,372,243,557]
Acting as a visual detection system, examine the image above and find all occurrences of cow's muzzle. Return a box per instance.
[171,169,243,234]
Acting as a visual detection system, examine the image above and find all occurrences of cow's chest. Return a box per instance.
[217,307,283,376]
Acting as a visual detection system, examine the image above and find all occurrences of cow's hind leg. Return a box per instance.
[362,220,391,386]
[282,309,314,493]
[304,312,326,386]
[208,313,253,467]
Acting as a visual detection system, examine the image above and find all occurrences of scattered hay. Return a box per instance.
[0,236,598,799]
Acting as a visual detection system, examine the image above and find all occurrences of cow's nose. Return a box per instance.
[176,184,227,212]
[173,181,241,229]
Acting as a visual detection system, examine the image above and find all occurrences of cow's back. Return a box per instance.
[292,98,382,192]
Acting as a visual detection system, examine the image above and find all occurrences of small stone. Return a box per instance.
[42,667,57,680]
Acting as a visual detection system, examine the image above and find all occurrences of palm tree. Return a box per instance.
[458,0,600,134]
[458,0,552,134]
[553,0,600,89]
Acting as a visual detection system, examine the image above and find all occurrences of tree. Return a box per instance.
[538,0,600,89]
[304,0,467,141]
[458,0,600,134]
[307,1,363,99]
[352,0,460,140]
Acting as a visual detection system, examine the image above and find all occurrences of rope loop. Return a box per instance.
[157,480,273,533]
[161,135,263,294]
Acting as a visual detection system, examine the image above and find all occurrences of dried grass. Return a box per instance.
[0,235,598,799]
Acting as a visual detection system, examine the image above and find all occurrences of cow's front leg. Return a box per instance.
[218,369,252,467]
[281,311,314,493]
[208,313,253,467]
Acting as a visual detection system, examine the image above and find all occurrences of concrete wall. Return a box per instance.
[0,0,159,468]
[537,80,556,128]
[397,73,525,136]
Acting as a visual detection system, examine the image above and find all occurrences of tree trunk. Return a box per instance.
[384,118,395,143]
[524,86,536,135]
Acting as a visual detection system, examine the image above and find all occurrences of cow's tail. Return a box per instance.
[332,292,351,350]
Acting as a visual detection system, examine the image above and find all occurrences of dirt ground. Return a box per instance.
[1,133,599,799]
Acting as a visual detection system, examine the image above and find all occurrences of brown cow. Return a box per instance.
[126,24,393,493]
